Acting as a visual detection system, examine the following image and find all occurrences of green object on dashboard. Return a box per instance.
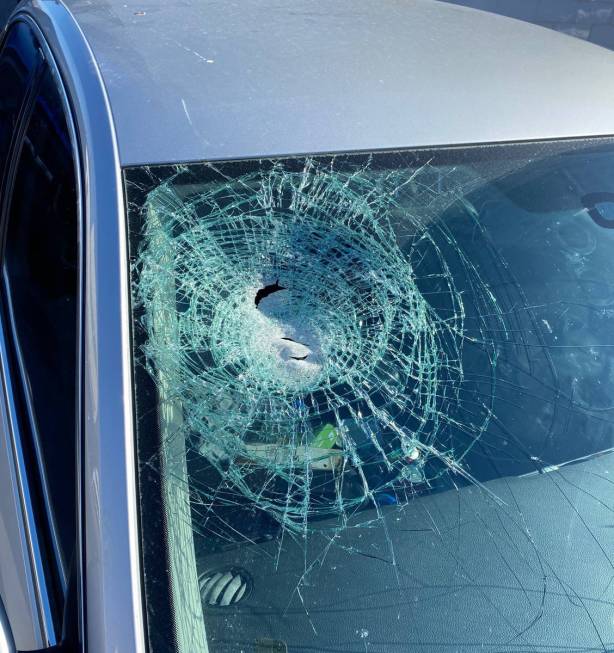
[312,423,339,449]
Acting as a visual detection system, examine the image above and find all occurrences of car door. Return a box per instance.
[0,16,81,652]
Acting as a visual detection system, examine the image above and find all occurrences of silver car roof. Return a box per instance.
[62,0,614,167]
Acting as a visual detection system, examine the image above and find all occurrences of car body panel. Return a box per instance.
[64,0,614,166]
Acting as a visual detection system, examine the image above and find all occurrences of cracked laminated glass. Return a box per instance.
[126,140,614,653]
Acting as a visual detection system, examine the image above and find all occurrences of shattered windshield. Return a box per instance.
[126,140,614,653]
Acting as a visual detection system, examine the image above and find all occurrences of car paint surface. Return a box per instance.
[64,0,614,166]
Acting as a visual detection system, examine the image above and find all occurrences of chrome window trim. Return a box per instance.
[20,2,147,653]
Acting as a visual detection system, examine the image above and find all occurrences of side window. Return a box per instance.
[2,61,78,596]
[0,21,41,188]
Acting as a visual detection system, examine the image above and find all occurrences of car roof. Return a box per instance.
[59,0,614,167]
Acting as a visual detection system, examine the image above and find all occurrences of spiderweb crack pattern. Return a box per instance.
[133,157,504,537]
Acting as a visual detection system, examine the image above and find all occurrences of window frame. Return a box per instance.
[0,15,84,650]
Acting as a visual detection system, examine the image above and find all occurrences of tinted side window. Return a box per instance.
[0,21,41,187]
[3,64,78,585]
